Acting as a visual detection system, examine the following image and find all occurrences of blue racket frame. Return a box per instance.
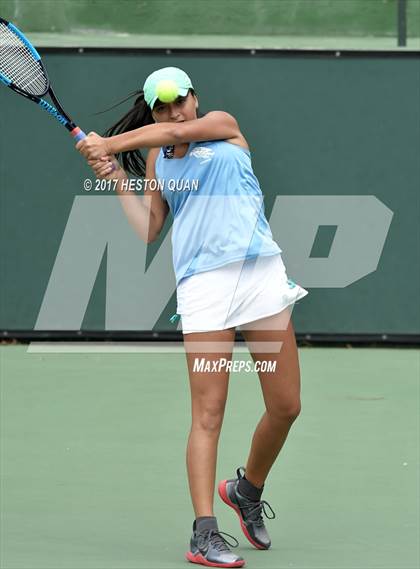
[0,17,86,141]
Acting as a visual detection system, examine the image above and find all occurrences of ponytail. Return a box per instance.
[103,90,153,177]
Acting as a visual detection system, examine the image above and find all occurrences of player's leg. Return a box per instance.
[183,327,245,567]
[241,308,301,485]
[218,308,301,549]
[183,327,236,517]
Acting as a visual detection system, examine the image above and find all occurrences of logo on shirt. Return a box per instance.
[189,146,215,164]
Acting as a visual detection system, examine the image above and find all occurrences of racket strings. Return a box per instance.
[0,23,48,96]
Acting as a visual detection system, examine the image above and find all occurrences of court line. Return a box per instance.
[26,342,281,354]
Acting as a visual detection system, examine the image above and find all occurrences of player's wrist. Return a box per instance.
[106,136,118,155]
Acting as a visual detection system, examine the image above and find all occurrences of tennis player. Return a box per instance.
[77,67,308,568]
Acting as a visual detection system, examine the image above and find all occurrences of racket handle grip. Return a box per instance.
[70,127,86,142]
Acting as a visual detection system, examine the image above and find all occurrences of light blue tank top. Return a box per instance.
[155,140,281,286]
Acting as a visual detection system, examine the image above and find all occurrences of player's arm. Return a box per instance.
[142,147,169,242]
[110,111,240,151]
[77,112,241,159]
[89,148,168,243]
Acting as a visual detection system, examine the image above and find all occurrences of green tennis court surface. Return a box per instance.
[1,345,419,568]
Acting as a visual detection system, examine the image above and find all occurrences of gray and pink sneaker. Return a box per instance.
[218,468,275,550]
[186,520,245,567]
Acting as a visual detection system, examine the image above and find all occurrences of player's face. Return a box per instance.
[152,92,198,123]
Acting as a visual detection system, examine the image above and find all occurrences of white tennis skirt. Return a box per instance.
[176,254,308,334]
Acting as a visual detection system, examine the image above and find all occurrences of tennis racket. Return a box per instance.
[0,17,86,141]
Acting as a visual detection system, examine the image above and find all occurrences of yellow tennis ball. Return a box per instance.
[155,79,179,103]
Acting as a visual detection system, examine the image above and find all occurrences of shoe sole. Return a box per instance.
[218,480,267,551]
[185,551,245,567]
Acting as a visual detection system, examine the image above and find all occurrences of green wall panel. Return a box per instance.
[0,52,419,334]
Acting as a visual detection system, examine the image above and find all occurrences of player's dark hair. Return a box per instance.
[103,89,153,177]
[103,88,201,177]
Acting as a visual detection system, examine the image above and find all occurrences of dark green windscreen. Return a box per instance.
[0,52,419,334]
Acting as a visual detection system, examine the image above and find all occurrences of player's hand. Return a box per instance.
[76,131,110,160]
[89,156,126,180]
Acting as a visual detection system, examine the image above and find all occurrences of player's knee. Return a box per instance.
[287,401,302,422]
[268,400,301,424]
[194,403,225,434]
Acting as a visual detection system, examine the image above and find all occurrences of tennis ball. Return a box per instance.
[155,79,179,103]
